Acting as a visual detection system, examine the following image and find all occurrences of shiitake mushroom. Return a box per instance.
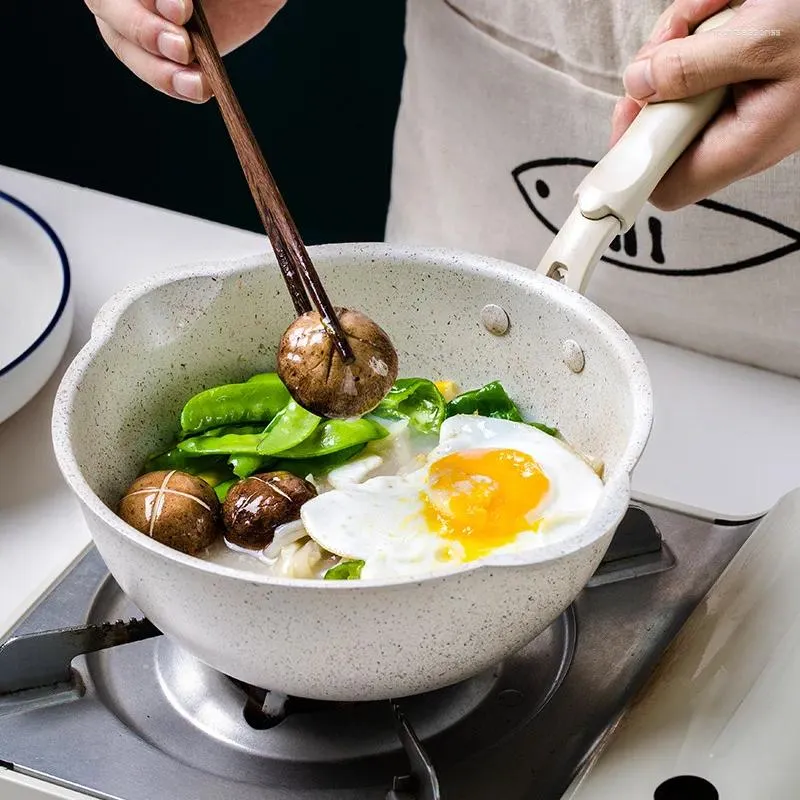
[118,470,222,555]
[277,307,398,419]
[222,471,317,549]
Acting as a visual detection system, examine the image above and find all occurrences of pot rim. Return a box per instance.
[52,242,653,589]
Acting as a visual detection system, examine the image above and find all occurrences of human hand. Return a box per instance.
[84,0,285,103]
[610,0,800,210]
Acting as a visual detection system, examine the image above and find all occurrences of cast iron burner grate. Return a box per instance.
[0,504,757,799]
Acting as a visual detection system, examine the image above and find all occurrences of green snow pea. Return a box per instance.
[229,454,273,479]
[247,372,284,385]
[178,400,323,461]
[445,381,559,436]
[373,378,446,434]
[177,428,266,456]
[186,424,264,439]
[256,400,321,456]
[276,418,388,460]
[446,381,524,422]
[194,465,236,488]
[146,425,266,471]
[214,479,239,503]
[272,444,366,477]
[143,449,224,474]
[179,374,290,435]
[324,560,365,580]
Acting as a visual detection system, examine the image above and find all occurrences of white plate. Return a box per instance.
[0,191,73,424]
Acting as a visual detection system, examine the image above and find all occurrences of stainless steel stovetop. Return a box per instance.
[0,504,756,799]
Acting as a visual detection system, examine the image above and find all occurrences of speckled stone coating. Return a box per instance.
[51,243,653,701]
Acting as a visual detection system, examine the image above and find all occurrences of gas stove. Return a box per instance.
[0,503,756,800]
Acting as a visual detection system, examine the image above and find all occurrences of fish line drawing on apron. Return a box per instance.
[512,157,800,277]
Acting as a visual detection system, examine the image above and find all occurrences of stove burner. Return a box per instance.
[0,504,758,800]
[591,504,675,586]
[389,701,440,800]
[87,582,574,772]
[239,686,292,729]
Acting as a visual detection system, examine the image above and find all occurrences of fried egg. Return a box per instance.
[300,415,603,580]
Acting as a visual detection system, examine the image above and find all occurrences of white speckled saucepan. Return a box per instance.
[51,243,652,701]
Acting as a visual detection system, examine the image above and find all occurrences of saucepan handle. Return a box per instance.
[536,4,739,294]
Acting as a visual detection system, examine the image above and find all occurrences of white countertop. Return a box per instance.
[2,163,800,642]
[568,488,800,800]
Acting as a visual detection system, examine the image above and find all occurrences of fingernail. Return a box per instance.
[156,0,186,24]
[172,70,204,101]
[623,59,655,100]
[158,31,189,63]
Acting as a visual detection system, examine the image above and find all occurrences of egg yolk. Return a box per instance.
[421,448,550,560]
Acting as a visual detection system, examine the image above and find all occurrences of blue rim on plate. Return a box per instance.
[0,190,71,379]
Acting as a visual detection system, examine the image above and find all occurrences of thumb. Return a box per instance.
[622,17,784,102]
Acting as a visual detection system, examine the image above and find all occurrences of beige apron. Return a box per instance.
[386,0,800,377]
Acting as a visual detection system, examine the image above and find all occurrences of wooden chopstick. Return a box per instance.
[186,1,355,363]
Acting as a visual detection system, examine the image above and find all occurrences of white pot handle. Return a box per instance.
[536,4,738,294]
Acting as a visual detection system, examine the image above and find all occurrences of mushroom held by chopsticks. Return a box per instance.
[277,308,398,418]
[186,1,398,419]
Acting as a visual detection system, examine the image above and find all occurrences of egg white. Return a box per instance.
[300,415,603,580]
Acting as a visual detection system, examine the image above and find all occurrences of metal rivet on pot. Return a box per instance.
[563,339,585,373]
[546,262,568,283]
[481,304,510,336]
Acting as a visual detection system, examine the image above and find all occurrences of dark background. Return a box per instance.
[0,1,407,244]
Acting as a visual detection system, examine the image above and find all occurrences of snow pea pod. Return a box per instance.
[272,444,366,477]
[247,372,283,385]
[214,479,239,503]
[324,560,365,580]
[178,431,264,456]
[445,381,524,422]
[144,449,224,473]
[277,418,388,460]
[180,423,263,440]
[256,400,321,456]
[530,421,559,437]
[373,378,446,434]
[194,465,236,488]
[178,403,322,461]
[180,375,290,435]
[445,381,558,436]
[229,454,273,479]
[203,424,265,437]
